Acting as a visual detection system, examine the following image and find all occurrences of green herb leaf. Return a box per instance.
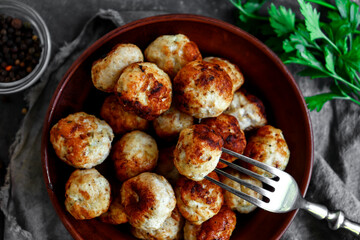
[305,92,341,111]
[268,3,296,37]
[298,0,324,41]
[298,67,329,79]
[340,35,360,72]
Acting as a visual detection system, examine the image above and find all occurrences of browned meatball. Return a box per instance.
[184,205,236,240]
[244,125,290,178]
[173,60,233,119]
[116,62,172,120]
[50,112,114,169]
[91,43,144,92]
[174,124,224,181]
[100,94,149,135]
[131,206,184,240]
[175,172,224,225]
[121,172,176,231]
[202,114,246,168]
[111,130,158,182]
[145,34,202,78]
[224,89,267,131]
[203,56,244,93]
[65,169,111,220]
[153,106,194,141]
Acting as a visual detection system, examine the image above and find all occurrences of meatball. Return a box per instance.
[144,34,202,78]
[174,124,223,181]
[224,89,267,131]
[112,130,158,182]
[50,112,114,169]
[155,146,181,186]
[202,114,246,168]
[183,206,236,240]
[116,62,172,120]
[121,172,176,231]
[175,172,224,225]
[243,125,290,178]
[131,207,184,240]
[100,94,149,135]
[65,168,111,220]
[220,169,262,214]
[91,43,144,92]
[153,106,194,141]
[173,60,233,119]
[203,56,244,93]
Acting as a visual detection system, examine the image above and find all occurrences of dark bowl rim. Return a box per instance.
[41,13,314,240]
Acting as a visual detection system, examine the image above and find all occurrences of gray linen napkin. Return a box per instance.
[0,8,359,240]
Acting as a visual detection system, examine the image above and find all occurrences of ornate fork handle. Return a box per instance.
[302,200,360,236]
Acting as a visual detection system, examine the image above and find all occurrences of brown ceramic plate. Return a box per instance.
[41,14,313,240]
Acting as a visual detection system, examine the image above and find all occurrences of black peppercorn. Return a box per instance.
[0,14,42,83]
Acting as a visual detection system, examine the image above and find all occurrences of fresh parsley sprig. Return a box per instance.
[229,0,360,111]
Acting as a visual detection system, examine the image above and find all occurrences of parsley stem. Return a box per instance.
[229,0,268,21]
[305,0,337,11]
[330,73,360,93]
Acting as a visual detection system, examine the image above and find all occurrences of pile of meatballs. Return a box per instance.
[50,33,290,240]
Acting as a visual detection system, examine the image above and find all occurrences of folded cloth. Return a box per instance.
[0,8,359,240]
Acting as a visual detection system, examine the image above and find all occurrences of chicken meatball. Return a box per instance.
[184,206,236,240]
[175,172,223,225]
[112,130,158,182]
[224,89,267,131]
[173,60,233,119]
[174,124,223,181]
[203,56,244,93]
[99,194,128,225]
[155,146,180,186]
[116,62,172,120]
[50,112,114,169]
[220,169,262,214]
[65,168,111,220]
[121,172,176,231]
[202,114,246,168]
[100,94,149,135]
[244,125,290,178]
[153,106,194,141]
[91,43,144,92]
[131,207,184,240]
[144,34,202,78]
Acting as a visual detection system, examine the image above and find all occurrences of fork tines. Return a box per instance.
[204,147,280,207]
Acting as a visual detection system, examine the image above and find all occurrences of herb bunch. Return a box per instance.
[229,0,360,111]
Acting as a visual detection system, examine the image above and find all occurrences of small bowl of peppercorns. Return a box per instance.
[0,0,51,94]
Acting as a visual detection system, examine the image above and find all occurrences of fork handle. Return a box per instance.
[303,201,360,236]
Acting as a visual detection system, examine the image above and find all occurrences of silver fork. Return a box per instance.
[205,148,360,236]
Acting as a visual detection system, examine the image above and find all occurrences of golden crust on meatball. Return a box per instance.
[173,60,233,119]
[203,56,244,93]
[202,114,246,168]
[183,205,236,240]
[116,62,172,120]
[145,34,202,78]
[50,112,114,169]
[153,106,194,141]
[174,124,224,181]
[65,169,111,220]
[131,206,184,240]
[99,194,128,224]
[224,89,267,131]
[244,125,290,178]
[100,94,149,135]
[175,172,224,225]
[111,130,158,182]
[155,146,180,186]
[121,172,176,231]
[91,43,144,92]
[220,169,262,214]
